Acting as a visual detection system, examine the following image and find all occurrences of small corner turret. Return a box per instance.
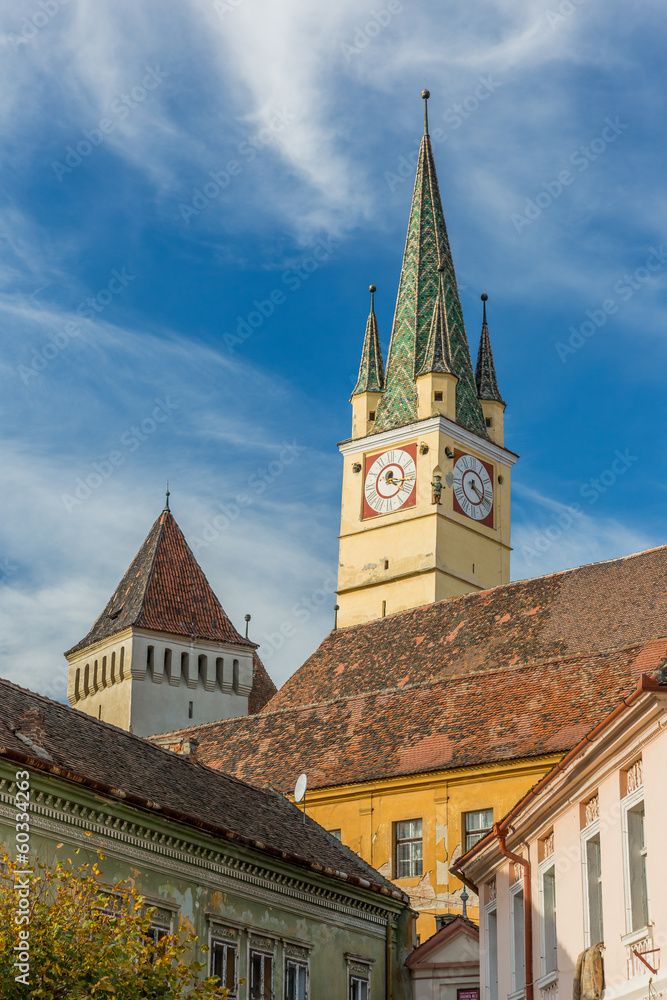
[475,293,506,446]
[351,284,384,438]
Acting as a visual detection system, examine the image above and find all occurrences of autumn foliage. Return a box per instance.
[0,842,228,999]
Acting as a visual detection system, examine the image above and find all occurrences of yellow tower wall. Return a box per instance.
[337,416,517,628]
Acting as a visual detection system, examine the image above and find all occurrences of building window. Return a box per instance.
[285,958,308,1000]
[233,659,240,693]
[540,861,557,976]
[328,829,342,841]
[510,885,525,994]
[465,809,493,851]
[486,417,492,428]
[485,904,498,1000]
[395,819,423,878]
[582,829,603,946]
[434,391,443,402]
[211,939,237,998]
[145,911,171,964]
[624,799,649,932]
[250,949,273,1000]
[146,646,154,674]
[188,701,193,719]
[350,977,369,1000]
[368,411,376,421]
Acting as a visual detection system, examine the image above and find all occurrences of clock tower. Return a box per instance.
[337,92,518,628]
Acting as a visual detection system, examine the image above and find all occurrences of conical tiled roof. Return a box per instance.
[66,509,251,654]
[352,287,385,395]
[417,268,457,377]
[373,100,487,438]
[475,295,505,405]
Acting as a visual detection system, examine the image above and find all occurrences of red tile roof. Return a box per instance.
[67,510,252,654]
[268,545,667,710]
[0,677,406,901]
[248,652,277,714]
[151,545,667,790]
[151,639,667,791]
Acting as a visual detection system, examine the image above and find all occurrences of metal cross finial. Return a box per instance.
[164,484,171,512]
[421,89,430,135]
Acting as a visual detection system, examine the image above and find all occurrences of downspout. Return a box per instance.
[386,916,393,1000]
[494,823,533,1000]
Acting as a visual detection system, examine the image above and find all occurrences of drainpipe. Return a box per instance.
[386,916,393,1000]
[493,823,533,1000]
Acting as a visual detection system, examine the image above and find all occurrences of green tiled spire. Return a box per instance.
[352,285,385,396]
[373,92,488,438]
[417,265,456,376]
[475,294,505,405]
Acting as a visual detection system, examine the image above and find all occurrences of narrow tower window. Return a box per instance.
[369,411,376,421]
[232,659,240,693]
[434,391,443,402]
[74,668,81,701]
[188,701,193,719]
[119,646,125,679]
[163,647,172,681]
[110,651,116,684]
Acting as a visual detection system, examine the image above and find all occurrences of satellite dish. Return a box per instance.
[294,773,307,803]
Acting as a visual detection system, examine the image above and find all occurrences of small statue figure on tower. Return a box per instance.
[431,474,443,505]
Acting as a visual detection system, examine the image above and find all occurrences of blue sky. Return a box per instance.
[0,0,665,701]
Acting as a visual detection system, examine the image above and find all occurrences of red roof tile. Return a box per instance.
[267,545,667,710]
[151,639,667,791]
[67,511,251,654]
[0,677,405,901]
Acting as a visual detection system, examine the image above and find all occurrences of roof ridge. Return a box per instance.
[152,637,663,733]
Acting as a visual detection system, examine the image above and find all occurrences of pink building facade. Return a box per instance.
[452,676,667,1000]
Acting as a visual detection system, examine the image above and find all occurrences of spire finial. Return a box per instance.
[421,89,430,135]
[481,292,488,325]
[164,484,170,512]
[369,284,376,313]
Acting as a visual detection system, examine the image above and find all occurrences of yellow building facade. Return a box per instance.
[303,754,563,940]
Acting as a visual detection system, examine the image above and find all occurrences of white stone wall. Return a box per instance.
[67,628,254,736]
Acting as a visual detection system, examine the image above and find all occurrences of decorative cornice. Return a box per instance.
[0,776,396,932]
[338,415,519,467]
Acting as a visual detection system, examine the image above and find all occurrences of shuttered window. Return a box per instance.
[627,803,649,931]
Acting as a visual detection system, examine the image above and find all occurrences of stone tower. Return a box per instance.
[337,92,517,628]
[65,499,267,737]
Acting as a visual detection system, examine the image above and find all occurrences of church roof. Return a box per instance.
[150,640,667,792]
[151,544,667,790]
[373,95,487,438]
[352,287,385,395]
[66,508,251,655]
[248,651,278,714]
[0,677,406,902]
[475,295,505,404]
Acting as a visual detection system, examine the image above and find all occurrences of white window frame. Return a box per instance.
[248,941,275,1000]
[621,786,651,936]
[509,881,525,998]
[209,928,239,999]
[581,819,603,948]
[484,899,499,1000]
[395,818,423,879]
[538,855,558,984]
[346,955,373,1000]
[284,955,309,1000]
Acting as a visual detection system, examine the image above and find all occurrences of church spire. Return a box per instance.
[475,294,505,404]
[373,92,487,438]
[352,285,385,395]
[417,265,456,376]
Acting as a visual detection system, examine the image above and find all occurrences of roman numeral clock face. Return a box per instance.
[363,444,417,519]
[452,452,494,526]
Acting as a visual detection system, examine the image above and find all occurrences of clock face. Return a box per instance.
[452,452,494,525]
[363,444,417,519]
